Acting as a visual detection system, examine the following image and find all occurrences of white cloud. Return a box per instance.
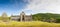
[23,0,60,14]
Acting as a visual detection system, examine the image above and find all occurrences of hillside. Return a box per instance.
[32,13,60,23]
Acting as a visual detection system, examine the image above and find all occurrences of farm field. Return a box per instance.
[0,21,60,27]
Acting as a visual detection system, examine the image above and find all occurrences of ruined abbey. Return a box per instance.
[1,11,32,21]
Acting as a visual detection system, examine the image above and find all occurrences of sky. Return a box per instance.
[0,0,60,16]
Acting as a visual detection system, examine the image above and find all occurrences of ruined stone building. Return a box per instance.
[11,11,32,21]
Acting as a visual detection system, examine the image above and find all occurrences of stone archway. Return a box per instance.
[22,15,25,21]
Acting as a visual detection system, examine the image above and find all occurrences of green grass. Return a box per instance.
[0,21,60,27]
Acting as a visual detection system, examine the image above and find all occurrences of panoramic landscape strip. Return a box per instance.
[0,0,60,27]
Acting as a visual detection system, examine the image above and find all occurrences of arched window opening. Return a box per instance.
[22,15,24,21]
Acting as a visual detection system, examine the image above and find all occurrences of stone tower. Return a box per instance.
[20,11,25,21]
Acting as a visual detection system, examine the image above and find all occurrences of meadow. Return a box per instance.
[0,21,60,27]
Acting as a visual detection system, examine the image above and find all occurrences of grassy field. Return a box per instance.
[0,21,60,27]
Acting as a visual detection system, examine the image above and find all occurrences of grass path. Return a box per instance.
[0,21,60,27]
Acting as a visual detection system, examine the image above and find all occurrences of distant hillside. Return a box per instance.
[32,13,60,23]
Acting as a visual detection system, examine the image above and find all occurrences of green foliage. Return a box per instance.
[32,13,60,23]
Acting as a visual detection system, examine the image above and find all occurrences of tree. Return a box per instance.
[1,12,9,22]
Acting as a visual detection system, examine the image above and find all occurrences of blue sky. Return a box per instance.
[0,0,60,16]
[0,0,28,16]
